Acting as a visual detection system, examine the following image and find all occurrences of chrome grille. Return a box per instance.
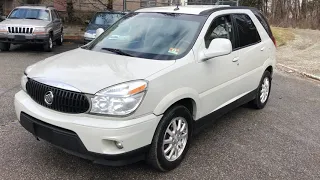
[8,27,33,34]
[26,79,90,114]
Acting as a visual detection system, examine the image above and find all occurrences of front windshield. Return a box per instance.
[88,13,206,60]
[8,8,50,21]
[91,12,125,25]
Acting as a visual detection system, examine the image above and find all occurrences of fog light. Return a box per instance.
[115,141,123,149]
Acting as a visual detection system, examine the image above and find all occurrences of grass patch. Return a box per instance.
[271,27,295,47]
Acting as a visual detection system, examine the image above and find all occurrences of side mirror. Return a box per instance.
[85,20,90,24]
[96,28,104,37]
[0,16,6,20]
[200,38,232,61]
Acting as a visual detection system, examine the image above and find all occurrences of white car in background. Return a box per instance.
[15,5,276,171]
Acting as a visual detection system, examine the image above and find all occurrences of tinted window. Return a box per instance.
[252,10,273,38]
[233,14,261,48]
[51,10,57,20]
[54,10,60,19]
[205,15,235,49]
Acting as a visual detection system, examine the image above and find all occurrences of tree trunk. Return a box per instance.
[66,0,74,23]
[107,0,113,10]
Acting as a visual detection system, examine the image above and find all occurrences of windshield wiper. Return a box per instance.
[25,17,41,20]
[101,48,133,57]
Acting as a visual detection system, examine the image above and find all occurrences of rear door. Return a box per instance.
[231,12,268,94]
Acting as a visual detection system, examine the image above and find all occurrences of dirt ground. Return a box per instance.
[276,29,320,78]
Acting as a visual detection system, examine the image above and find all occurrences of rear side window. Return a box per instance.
[233,14,261,49]
[252,10,273,38]
[54,10,61,19]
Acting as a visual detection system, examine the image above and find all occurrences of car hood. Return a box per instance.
[27,48,175,94]
[0,19,50,27]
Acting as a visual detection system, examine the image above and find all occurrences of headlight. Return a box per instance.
[24,64,36,75]
[90,80,148,116]
[33,27,46,35]
[0,25,7,33]
[21,75,28,92]
[21,64,35,92]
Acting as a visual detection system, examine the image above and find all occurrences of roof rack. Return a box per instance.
[19,3,54,8]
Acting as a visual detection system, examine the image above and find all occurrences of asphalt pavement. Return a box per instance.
[0,43,320,180]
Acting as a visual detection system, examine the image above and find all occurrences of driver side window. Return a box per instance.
[205,15,234,49]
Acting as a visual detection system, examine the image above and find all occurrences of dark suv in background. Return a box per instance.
[83,10,128,44]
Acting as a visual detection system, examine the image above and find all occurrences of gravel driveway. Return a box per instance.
[277,29,320,77]
[0,43,320,179]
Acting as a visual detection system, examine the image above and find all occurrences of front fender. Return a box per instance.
[153,87,201,120]
[46,23,53,33]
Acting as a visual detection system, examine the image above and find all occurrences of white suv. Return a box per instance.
[15,5,276,171]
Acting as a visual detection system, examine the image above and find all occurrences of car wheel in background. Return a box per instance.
[0,42,10,51]
[56,31,63,46]
[43,36,53,52]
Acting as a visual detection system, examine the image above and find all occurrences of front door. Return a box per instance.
[197,14,242,117]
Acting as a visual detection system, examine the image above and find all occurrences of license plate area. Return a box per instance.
[15,35,26,41]
[20,115,36,135]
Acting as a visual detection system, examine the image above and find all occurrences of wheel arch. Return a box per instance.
[266,65,273,78]
[49,30,53,37]
[153,88,201,120]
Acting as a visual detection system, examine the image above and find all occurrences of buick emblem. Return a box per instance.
[44,91,54,105]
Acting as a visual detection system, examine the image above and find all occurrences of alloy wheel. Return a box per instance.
[49,37,53,49]
[260,77,270,103]
[162,117,188,162]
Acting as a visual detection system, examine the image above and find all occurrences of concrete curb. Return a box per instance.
[277,63,320,81]
[64,36,83,43]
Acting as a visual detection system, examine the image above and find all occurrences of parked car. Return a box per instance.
[0,5,63,52]
[0,15,5,22]
[15,5,276,171]
[83,10,128,44]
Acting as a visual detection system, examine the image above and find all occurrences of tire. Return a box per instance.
[147,105,193,171]
[43,35,53,52]
[0,42,10,51]
[56,32,63,46]
[249,70,272,109]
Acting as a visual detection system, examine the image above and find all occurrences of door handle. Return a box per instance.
[232,57,239,62]
[261,47,265,51]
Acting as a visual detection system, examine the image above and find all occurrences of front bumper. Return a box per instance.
[14,90,162,165]
[0,33,49,44]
